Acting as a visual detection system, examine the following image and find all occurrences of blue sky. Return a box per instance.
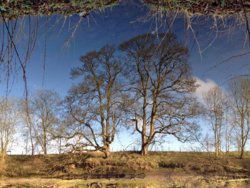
[3,0,249,97]
[2,0,250,153]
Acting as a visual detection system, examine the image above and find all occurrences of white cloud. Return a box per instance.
[194,77,218,101]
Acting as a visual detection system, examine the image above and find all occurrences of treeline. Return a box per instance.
[0,33,249,158]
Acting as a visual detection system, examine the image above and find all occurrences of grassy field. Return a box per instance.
[0,152,250,187]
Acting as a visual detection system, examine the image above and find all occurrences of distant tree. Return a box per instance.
[66,45,124,158]
[120,33,200,156]
[202,86,228,157]
[54,122,67,154]
[51,109,69,154]
[229,76,250,159]
[31,90,61,155]
[19,99,36,155]
[0,98,17,154]
[224,110,234,153]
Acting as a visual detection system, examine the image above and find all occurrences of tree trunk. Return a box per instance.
[240,147,244,159]
[44,144,47,155]
[141,143,149,156]
[31,142,35,155]
[59,138,62,154]
[43,126,47,155]
[103,143,110,159]
[240,113,245,159]
[29,126,35,155]
[1,138,4,154]
[214,128,218,157]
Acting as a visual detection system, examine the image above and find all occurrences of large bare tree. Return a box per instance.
[66,45,124,158]
[202,86,228,157]
[120,33,199,156]
[229,76,250,159]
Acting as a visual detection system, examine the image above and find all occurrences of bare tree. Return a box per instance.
[31,90,61,155]
[0,98,17,154]
[202,86,228,157]
[229,76,250,159]
[66,45,124,158]
[224,110,234,153]
[19,99,37,155]
[120,33,199,156]
[50,110,69,154]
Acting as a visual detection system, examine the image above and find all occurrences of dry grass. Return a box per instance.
[1,0,249,19]
[0,0,118,19]
[2,152,250,177]
[146,0,250,15]
[0,152,250,187]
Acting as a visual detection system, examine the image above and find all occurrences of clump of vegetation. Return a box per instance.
[0,0,118,19]
[145,0,250,16]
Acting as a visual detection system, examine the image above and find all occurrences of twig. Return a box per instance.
[240,0,250,45]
